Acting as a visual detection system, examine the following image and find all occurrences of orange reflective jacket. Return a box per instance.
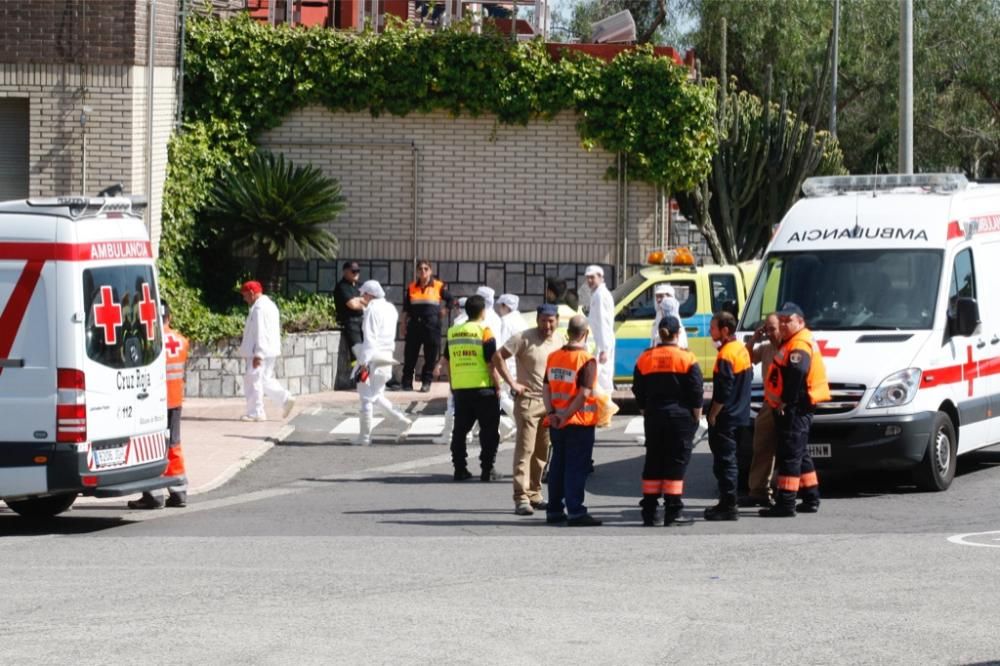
[407,279,445,307]
[546,347,598,427]
[164,324,189,409]
[764,328,831,408]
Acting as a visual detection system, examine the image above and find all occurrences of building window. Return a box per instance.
[0,99,29,200]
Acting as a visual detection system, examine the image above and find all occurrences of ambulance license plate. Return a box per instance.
[94,445,127,468]
[808,444,832,458]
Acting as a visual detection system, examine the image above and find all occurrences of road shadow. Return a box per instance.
[301,473,455,484]
[0,514,126,536]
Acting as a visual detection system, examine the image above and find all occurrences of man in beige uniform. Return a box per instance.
[492,304,566,516]
[739,312,782,508]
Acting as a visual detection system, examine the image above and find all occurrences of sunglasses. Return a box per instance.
[348,267,360,273]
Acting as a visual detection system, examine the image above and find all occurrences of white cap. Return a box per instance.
[457,296,468,307]
[654,283,675,297]
[497,293,519,311]
[359,280,385,298]
[476,285,495,306]
[584,265,604,277]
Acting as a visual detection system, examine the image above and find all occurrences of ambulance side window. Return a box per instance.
[948,249,976,316]
[710,274,737,314]
[83,266,162,369]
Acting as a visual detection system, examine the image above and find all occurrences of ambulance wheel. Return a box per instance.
[5,493,77,518]
[913,412,956,492]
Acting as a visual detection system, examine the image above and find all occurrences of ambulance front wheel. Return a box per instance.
[5,493,77,519]
[913,412,956,492]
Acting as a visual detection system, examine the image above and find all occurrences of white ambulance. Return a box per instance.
[0,195,171,517]
[738,173,1000,491]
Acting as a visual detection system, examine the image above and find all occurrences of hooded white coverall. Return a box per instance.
[241,294,292,419]
[355,296,411,444]
[588,282,616,392]
[651,296,689,349]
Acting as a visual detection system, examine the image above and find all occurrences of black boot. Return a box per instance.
[640,494,659,527]
[663,497,693,526]
[760,490,797,517]
[704,496,739,521]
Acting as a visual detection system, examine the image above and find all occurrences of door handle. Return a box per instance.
[976,340,987,349]
[992,336,1000,345]
[137,391,149,400]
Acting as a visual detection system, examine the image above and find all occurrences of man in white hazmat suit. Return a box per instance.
[585,265,615,393]
[353,280,413,446]
[476,286,515,440]
[240,280,295,421]
[495,293,527,439]
[651,283,688,349]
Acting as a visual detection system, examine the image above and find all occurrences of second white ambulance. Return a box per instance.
[0,195,171,517]
[738,173,1000,490]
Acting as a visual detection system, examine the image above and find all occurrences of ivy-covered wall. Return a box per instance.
[160,14,717,342]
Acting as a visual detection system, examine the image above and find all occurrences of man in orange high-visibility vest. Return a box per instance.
[543,314,602,527]
[128,301,189,509]
[760,302,831,518]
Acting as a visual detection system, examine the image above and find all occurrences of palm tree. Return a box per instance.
[206,150,344,291]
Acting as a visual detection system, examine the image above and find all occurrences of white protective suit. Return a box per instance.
[588,281,616,392]
[354,293,412,445]
[651,295,689,349]
[240,294,292,419]
[476,286,514,439]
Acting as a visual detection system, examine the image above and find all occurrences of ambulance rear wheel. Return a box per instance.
[913,412,956,492]
[5,493,77,518]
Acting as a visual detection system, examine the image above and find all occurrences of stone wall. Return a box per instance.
[185,331,341,398]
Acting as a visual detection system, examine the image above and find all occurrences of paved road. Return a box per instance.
[3,400,1000,664]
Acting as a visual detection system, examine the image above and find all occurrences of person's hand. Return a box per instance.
[252,356,262,369]
[432,364,441,379]
[548,412,563,429]
[598,351,607,364]
[707,412,716,427]
[510,381,527,396]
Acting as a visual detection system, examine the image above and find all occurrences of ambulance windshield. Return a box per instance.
[741,249,943,331]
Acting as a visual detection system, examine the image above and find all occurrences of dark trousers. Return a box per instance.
[335,324,363,390]
[708,420,739,503]
[451,389,501,471]
[547,425,596,519]
[641,409,697,511]
[402,319,440,386]
[774,408,820,509]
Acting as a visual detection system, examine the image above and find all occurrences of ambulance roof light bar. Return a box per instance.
[26,196,145,219]
[802,173,969,198]
[647,246,696,268]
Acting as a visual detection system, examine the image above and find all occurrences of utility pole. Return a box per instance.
[830,0,839,138]
[898,0,913,174]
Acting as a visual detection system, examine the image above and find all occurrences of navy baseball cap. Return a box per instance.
[658,315,681,333]
[777,302,805,318]
[536,303,558,317]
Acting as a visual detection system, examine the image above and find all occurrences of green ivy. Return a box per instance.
[162,14,718,343]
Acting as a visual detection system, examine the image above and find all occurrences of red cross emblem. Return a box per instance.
[816,339,840,357]
[93,286,123,345]
[963,345,979,397]
[165,333,181,358]
[137,283,157,341]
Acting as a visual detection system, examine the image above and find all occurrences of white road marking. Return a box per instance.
[330,417,383,435]
[124,488,300,522]
[408,416,445,436]
[624,417,644,435]
[947,530,1000,548]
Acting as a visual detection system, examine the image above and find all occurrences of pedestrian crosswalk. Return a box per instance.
[325,414,646,438]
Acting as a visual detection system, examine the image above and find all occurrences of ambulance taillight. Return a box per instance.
[56,368,87,443]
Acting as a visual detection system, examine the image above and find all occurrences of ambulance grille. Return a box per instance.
[751,383,867,416]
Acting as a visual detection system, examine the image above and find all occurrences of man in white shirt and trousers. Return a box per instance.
[354,280,414,446]
[585,265,615,393]
[240,280,295,421]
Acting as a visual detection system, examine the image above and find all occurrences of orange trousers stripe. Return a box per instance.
[776,475,800,491]
[800,471,819,487]
[165,443,186,477]
[661,479,683,495]
[642,479,662,494]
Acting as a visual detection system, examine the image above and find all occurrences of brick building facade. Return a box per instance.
[260,107,707,304]
[0,0,180,249]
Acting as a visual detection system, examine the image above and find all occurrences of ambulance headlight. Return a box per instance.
[867,368,922,409]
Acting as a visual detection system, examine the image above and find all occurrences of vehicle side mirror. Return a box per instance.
[950,297,980,337]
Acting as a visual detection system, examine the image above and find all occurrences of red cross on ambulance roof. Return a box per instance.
[93,286,123,346]
[137,283,157,341]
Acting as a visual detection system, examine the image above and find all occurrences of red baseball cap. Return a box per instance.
[241,280,263,295]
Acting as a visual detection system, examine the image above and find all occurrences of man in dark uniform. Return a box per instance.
[760,302,831,517]
[333,261,364,390]
[705,310,752,521]
[632,316,703,526]
[400,259,451,392]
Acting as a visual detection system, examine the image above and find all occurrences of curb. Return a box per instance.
[189,424,293,497]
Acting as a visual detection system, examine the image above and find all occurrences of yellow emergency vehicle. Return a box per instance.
[611,248,758,384]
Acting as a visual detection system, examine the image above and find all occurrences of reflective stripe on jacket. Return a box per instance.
[447,321,494,389]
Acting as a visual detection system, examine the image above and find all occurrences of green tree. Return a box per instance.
[688,0,999,178]
[556,0,682,44]
[205,151,344,291]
